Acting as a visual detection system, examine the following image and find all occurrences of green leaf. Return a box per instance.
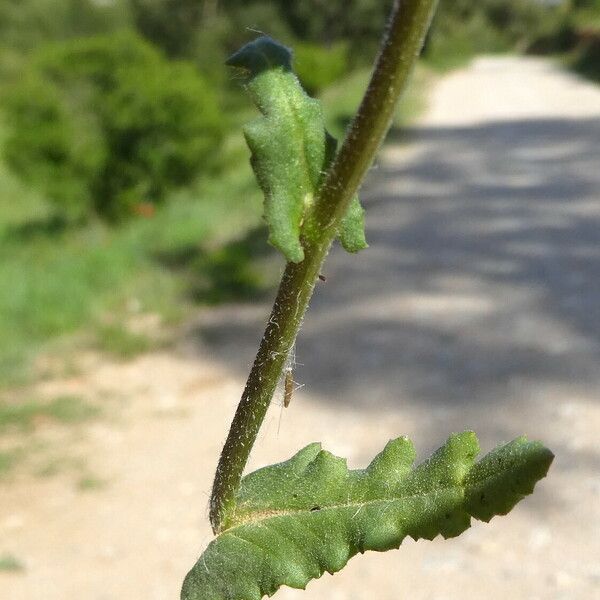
[182,432,553,600]
[227,36,367,263]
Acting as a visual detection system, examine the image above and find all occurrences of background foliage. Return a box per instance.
[3,32,224,220]
[0,0,597,385]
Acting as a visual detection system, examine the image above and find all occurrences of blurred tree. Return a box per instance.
[216,0,391,61]
[203,0,219,21]
[0,0,130,51]
[129,0,203,57]
[3,32,226,220]
[293,41,349,96]
[567,0,600,81]
[271,0,393,54]
[193,2,294,107]
[425,0,561,69]
[0,0,132,80]
[214,3,293,54]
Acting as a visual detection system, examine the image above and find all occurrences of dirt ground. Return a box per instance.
[2,56,600,599]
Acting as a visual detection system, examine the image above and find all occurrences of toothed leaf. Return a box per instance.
[182,432,553,600]
[227,36,368,263]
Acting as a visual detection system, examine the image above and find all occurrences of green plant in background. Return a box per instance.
[293,41,350,96]
[130,0,202,57]
[0,0,131,54]
[2,32,225,220]
[425,0,556,70]
[0,395,98,431]
[181,1,553,598]
[271,0,394,55]
[567,0,600,81]
[0,553,24,572]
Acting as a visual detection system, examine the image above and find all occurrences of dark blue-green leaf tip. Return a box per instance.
[226,36,293,77]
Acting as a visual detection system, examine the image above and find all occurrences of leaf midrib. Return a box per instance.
[274,73,320,195]
[225,483,463,534]
[223,456,523,535]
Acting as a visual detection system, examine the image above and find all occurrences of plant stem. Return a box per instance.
[209,0,439,533]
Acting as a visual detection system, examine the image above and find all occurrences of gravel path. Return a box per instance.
[2,56,600,600]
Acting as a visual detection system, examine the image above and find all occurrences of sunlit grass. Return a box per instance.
[0,448,22,476]
[0,395,99,477]
[0,148,263,385]
[77,475,108,491]
[94,324,157,360]
[0,395,99,431]
[0,553,24,572]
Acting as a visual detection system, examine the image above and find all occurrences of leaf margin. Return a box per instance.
[182,432,553,600]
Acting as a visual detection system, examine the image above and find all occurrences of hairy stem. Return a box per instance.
[209,0,439,533]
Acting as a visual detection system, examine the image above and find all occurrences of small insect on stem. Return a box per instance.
[318,274,327,282]
[283,369,294,408]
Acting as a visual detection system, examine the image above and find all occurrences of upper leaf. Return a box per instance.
[227,36,367,263]
[182,432,553,600]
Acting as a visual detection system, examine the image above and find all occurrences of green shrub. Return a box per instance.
[426,8,517,71]
[0,0,132,53]
[571,33,600,81]
[2,32,226,220]
[559,1,600,80]
[210,3,293,55]
[425,0,558,70]
[526,0,600,80]
[271,0,393,49]
[130,0,202,57]
[293,42,350,96]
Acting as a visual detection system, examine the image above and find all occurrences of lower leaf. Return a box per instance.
[182,432,553,600]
